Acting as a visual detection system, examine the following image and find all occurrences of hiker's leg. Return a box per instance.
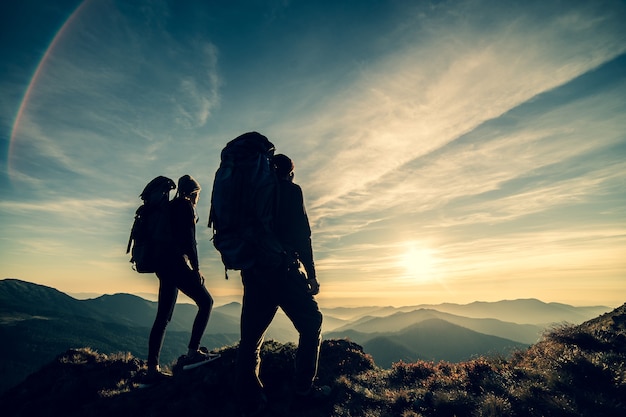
[236,268,278,402]
[148,270,178,369]
[177,267,213,352]
[279,269,323,392]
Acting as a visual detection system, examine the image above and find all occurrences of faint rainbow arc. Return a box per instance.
[7,0,90,181]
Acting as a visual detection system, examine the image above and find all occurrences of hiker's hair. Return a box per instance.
[273,154,294,178]
[177,174,201,197]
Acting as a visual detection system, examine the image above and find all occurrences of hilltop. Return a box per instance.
[1,303,624,417]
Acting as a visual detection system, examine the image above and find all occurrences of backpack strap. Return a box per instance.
[126,211,138,254]
[126,206,143,254]
[126,233,133,255]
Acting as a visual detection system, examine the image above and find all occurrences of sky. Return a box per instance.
[1,0,625,309]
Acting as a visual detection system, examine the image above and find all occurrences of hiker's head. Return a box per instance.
[177,174,201,205]
[273,154,294,181]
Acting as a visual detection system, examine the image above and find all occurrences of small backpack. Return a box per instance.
[126,176,176,273]
[208,132,285,275]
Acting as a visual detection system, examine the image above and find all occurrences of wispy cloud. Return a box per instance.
[0,198,133,220]
[173,42,221,128]
[287,0,626,211]
[0,196,137,266]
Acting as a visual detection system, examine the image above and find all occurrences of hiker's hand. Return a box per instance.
[196,269,205,285]
[307,278,320,295]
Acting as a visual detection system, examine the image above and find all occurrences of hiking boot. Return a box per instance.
[137,367,172,387]
[180,348,221,371]
[294,384,331,403]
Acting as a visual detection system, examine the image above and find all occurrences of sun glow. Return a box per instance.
[399,243,437,282]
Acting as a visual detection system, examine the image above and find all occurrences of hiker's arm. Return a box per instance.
[299,242,319,295]
[294,187,316,282]
[278,181,318,283]
[298,237,316,280]
[172,200,200,270]
[292,184,316,279]
[185,206,200,271]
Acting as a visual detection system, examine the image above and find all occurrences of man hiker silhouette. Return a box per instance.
[236,154,329,416]
[145,175,219,383]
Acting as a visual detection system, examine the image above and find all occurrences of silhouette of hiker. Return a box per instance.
[236,154,328,416]
[146,175,219,383]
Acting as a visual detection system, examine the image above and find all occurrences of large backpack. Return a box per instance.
[126,176,176,273]
[208,132,285,274]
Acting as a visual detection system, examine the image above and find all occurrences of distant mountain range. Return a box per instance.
[330,318,528,367]
[0,278,612,393]
[328,308,544,343]
[321,298,610,325]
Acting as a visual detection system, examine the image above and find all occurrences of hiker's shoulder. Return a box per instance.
[279,179,302,191]
[169,197,193,213]
[286,181,304,196]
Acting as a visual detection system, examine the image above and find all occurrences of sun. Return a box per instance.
[399,243,436,281]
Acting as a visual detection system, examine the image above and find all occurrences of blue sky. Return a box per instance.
[1,0,625,308]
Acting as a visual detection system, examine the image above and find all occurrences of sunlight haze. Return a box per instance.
[1,0,625,309]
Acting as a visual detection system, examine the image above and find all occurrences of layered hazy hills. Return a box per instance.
[324,297,610,367]
[327,308,544,343]
[332,319,529,367]
[322,298,609,325]
[2,304,625,417]
[0,278,611,394]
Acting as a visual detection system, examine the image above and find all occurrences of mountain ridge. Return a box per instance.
[352,318,527,367]
[401,298,610,324]
[329,308,544,344]
[341,298,610,323]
